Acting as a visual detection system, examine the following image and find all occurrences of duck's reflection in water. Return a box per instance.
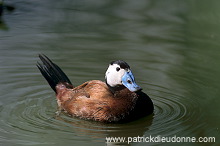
[55,113,153,145]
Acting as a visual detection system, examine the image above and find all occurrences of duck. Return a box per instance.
[37,54,154,123]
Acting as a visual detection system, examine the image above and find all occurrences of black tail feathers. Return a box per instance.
[37,54,73,93]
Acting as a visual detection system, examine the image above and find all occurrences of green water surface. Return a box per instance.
[0,0,219,145]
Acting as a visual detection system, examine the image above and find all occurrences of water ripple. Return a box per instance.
[0,74,204,145]
[147,84,204,138]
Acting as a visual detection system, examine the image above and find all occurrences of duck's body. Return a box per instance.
[37,54,153,123]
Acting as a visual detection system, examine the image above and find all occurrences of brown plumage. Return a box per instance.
[37,54,153,123]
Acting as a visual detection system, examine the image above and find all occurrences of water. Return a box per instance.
[0,0,219,145]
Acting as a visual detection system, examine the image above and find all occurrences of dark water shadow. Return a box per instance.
[0,2,15,30]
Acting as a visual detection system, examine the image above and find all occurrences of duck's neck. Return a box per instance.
[106,82,127,95]
[105,81,126,94]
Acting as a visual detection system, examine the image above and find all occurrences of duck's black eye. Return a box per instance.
[116,67,120,72]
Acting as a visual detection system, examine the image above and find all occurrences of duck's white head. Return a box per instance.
[105,60,142,92]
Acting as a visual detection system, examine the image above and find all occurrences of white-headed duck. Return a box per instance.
[37,54,153,123]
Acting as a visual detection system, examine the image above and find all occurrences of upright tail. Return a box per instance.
[37,54,73,93]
